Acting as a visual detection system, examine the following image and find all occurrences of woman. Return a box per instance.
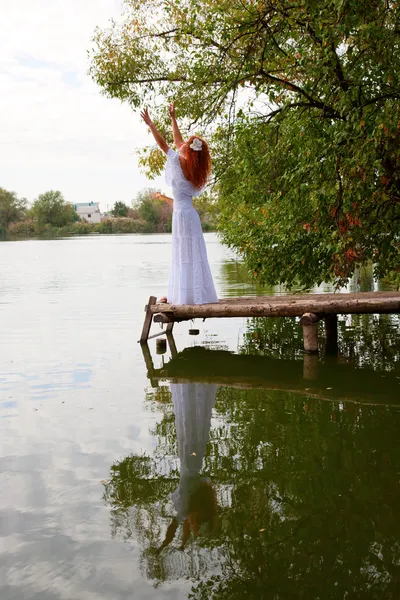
[140,104,218,305]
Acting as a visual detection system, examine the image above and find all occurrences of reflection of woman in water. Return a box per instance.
[157,383,218,552]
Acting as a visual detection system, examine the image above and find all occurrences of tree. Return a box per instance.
[193,190,218,230]
[30,190,78,228]
[133,187,172,232]
[90,0,400,288]
[0,188,27,232]
[111,201,129,217]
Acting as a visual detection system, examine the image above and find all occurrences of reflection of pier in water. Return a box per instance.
[141,336,400,406]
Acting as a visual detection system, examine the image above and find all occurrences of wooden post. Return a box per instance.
[303,353,319,380]
[166,332,178,358]
[166,321,174,333]
[324,314,338,355]
[140,296,157,344]
[154,313,174,323]
[299,312,319,354]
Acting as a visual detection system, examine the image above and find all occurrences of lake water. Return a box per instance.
[1,234,400,600]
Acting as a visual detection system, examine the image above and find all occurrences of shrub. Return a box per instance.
[111,217,145,234]
[68,221,94,235]
[8,220,37,237]
[94,219,113,234]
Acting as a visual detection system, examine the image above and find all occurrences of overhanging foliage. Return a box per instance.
[90,0,400,287]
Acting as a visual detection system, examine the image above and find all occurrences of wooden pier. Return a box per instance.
[140,291,400,353]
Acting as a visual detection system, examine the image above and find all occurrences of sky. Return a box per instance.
[0,0,164,211]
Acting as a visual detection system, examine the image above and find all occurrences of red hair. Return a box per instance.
[184,135,212,189]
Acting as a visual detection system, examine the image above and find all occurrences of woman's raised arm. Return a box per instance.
[168,102,184,149]
[140,108,169,154]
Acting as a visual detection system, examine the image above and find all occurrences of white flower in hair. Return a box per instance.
[189,137,203,151]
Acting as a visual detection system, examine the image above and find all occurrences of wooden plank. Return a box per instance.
[150,292,400,319]
[147,329,168,341]
[153,314,189,324]
[152,291,399,309]
[153,313,174,323]
[139,295,157,343]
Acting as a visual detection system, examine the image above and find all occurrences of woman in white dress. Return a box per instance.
[140,104,218,305]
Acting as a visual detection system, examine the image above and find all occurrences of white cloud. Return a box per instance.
[0,0,164,208]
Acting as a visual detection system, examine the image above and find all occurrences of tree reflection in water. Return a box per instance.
[241,313,400,370]
[103,380,400,598]
[104,312,400,598]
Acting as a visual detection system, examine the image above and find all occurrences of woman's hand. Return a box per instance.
[168,102,176,119]
[140,108,152,126]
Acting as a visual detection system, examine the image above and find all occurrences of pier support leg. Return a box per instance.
[299,312,319,354]
[166,332,178,358]
[324,314,338,355]
[140,296,157,344]
[303,353,319,381]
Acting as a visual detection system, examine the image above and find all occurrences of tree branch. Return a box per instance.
[104,75,188,86]
[362,92,400,107]
[263,101,336,121]
[258,70,343,119]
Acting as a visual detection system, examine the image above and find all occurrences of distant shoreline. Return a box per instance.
[1,228,216,242]
[2,217,215,241]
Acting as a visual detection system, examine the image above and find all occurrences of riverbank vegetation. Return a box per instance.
[0,187,216,239]
[90,0,400,289]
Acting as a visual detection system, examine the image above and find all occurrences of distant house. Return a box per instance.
[74,202,101,224]
[151,192,173,206]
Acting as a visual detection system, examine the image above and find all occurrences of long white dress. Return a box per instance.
[165,148,218,305]
[170,382,218,523]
